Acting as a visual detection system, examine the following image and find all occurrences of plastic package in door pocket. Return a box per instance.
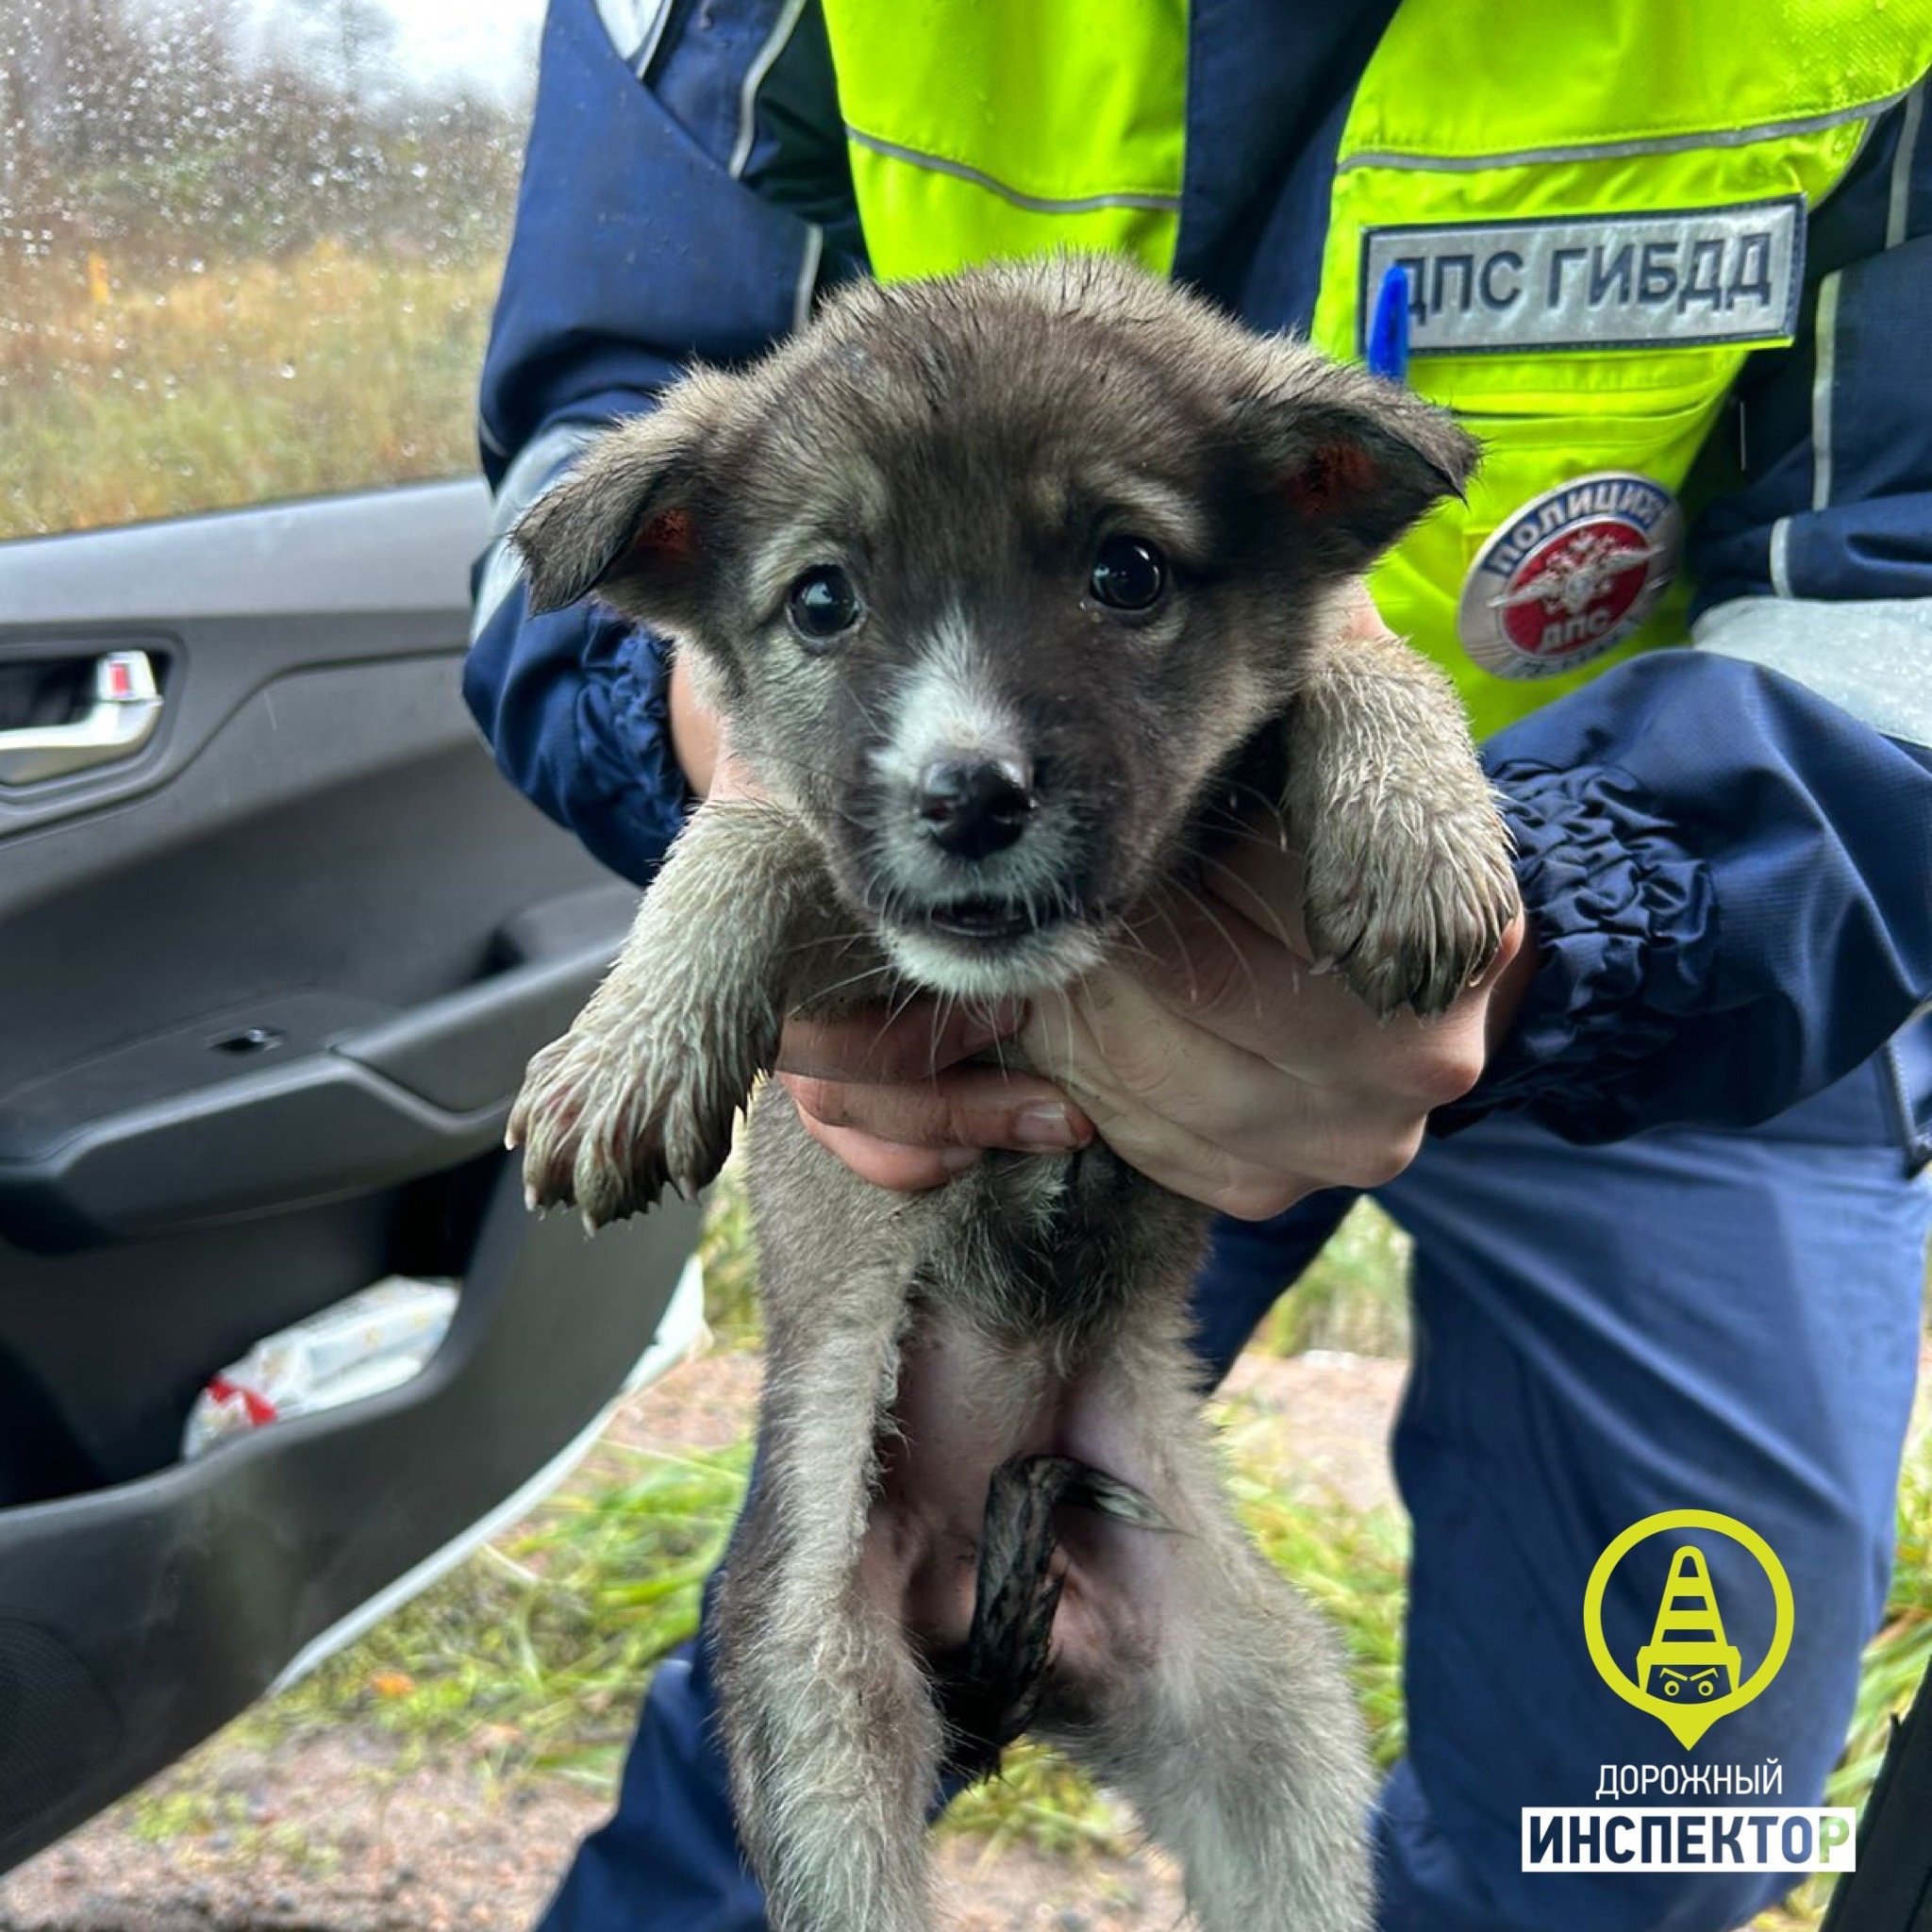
[181,1277,459,1458]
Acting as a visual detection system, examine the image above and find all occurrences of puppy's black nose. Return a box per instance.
[914,758,1035,859]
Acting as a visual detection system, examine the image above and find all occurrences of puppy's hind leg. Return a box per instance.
[1106,1523,1375,1932]
[713,1126,944,1932]
[1040,1377,1374,1931]
[720,1506,941,1932]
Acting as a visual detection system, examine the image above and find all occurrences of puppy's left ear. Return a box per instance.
[1237,356,1479,572]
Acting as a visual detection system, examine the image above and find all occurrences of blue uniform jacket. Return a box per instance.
[465,0,1932,1155]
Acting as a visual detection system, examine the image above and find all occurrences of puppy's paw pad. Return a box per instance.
[1306,806,1519,1021]
[513,1013,756,1225]
[511,1028,676,1224]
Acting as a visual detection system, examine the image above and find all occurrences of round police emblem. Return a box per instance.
[1457,472,1683,679]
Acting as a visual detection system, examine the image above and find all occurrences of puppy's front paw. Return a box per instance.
[1303,795,1519,1021]
[508,1017,746,1228]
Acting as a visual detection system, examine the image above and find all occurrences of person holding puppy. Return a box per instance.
[466,4,1932,1928]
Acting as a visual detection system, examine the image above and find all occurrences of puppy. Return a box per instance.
[507,255,1517,1932]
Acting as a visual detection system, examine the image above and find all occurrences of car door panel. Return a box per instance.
[0,479,695,1873]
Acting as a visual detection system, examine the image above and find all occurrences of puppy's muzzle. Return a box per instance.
[914,757,1036,861]
[861,741,1101,994]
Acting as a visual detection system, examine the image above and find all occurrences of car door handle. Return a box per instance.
[0,650,163,784]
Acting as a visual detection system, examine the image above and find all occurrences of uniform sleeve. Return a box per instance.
[1441,81,1932,1142]
[464,0,861,886]
[1438,649,1932,1143]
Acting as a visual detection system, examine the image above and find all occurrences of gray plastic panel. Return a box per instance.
[0,1057,500,1252]
[342,940,624,1115]
[0,479,490,621]
[0,475,678,1876]
[0,938,621,1250]
[0,480,491,839]
[0,1166,701,1875]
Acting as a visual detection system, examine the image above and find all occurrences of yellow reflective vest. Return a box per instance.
[820,0,1932,737]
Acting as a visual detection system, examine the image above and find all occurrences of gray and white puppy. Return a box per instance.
[508,256,1517,1932]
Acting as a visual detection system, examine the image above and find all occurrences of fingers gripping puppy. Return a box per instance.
[507,257,1517,1932]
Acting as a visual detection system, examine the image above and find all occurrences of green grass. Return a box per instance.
[0,240,500,540]
[253,1424,1407,1860]
[271,1437,753,1791]
[245,1387,1925,1930]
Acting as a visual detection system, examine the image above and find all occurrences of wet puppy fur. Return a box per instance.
[508,256,1518,1932]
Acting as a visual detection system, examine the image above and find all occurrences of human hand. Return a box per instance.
[1012,580,1531,1217]
[776,833,1527,1205]
[774,1002,1091,1191]
[1016,836,1530,1220]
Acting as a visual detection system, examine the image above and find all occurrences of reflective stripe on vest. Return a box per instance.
[820,0,1932,739]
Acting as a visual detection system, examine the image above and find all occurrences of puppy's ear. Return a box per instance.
[1236,354,1479,571]
[511,378,729,626]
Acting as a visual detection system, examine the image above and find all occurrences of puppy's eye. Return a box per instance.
[787,565,863,646]
[1089,536,1167,612]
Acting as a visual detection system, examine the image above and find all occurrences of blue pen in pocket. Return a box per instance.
[1365,262,1412,384]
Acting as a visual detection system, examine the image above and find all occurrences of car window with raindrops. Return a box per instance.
[0,0,541,539]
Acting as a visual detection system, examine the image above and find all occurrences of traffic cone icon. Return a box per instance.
[1584,1510,1791,1752]
[1637,1545,1743,1733]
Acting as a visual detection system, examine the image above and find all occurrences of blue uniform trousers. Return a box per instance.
[539,1052,1930,1932]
